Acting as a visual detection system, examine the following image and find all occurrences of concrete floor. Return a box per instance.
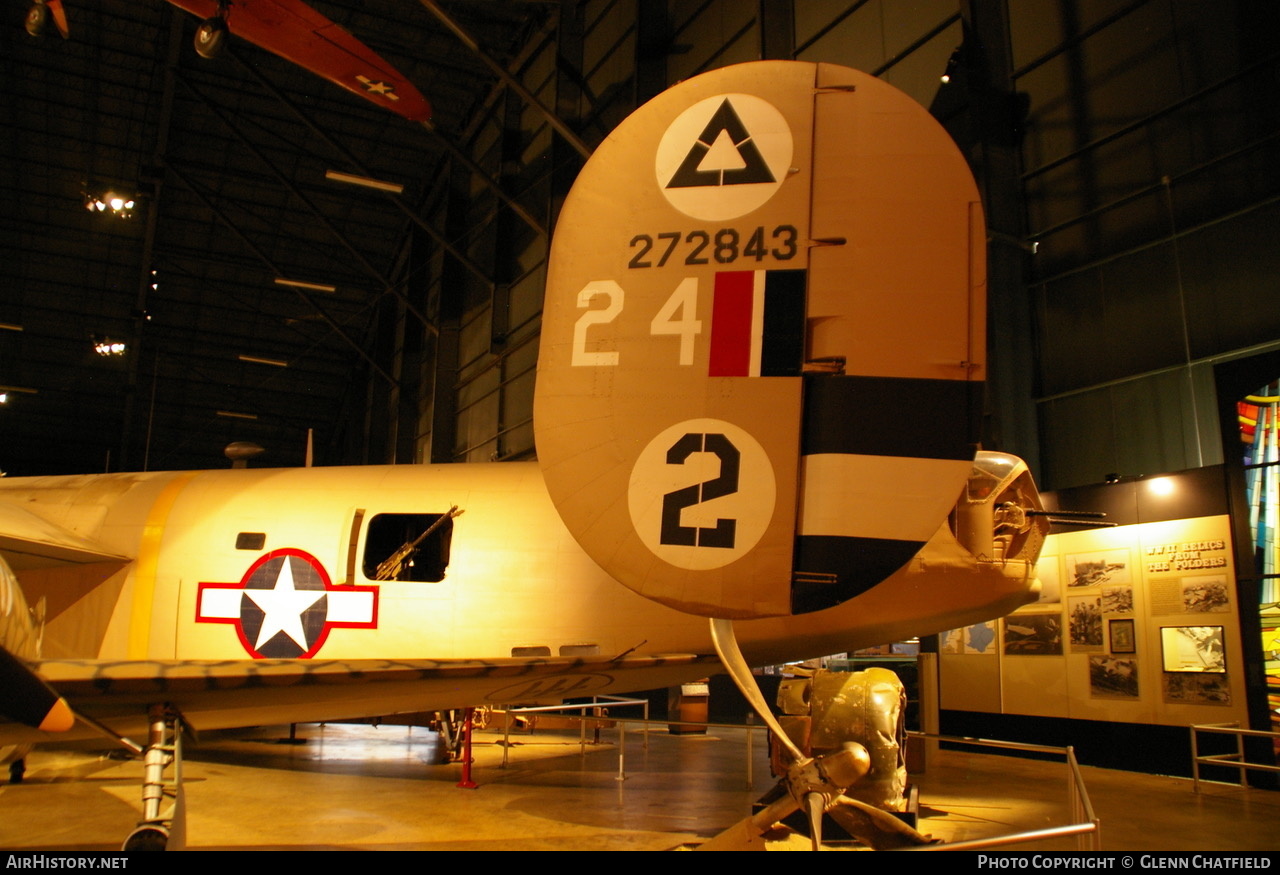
[1,721,1276,851]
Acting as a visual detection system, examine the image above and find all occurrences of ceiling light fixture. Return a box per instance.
[0,323,22,332]
[93,337,127,356]
[273,277,337,293]
[325,169,404,194]
[83,190,136,218]
[216,410,259,421]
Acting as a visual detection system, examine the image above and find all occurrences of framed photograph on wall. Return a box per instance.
[1089,655,1139,699]
[1109,618,1136,653]
[1003,613,1063,655]
[1160,625,1226,673]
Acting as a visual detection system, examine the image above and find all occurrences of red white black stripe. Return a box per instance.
[708,269,805,377]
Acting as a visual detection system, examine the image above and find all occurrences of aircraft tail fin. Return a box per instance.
[536,61,987,620]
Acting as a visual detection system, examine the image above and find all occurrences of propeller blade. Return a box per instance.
[825,795,937,849]
[710,618,804,762]
[0,646,74,732]
[804,791,825,851]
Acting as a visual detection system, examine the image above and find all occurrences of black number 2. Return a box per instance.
[659,433,739,548]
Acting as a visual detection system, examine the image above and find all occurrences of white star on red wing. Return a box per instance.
[244,558,323,651]
[356,75,399,100]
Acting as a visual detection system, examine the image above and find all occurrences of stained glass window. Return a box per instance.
[1238,382,1280,733]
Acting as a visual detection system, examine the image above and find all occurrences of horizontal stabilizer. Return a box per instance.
[0,503,130,570]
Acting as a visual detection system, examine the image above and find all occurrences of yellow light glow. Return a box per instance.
[94,339,127,356]
[1147,477,1175,496]
[273,277,337,293]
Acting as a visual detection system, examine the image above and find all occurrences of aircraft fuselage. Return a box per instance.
[1,457,1040,674]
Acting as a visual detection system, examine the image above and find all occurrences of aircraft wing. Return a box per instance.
[165,0,432,122]
[0,502,130,571]
[1,652,720,745]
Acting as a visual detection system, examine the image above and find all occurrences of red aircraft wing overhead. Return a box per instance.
[166,0,432,122]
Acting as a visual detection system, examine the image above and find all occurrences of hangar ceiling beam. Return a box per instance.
[419,122,547,238]
[166,163,397,388]
[636,0,670,104]
[228,51,545,252]
[120,7,183,472]
[960,0,1039,471]
[174,72,438,336]
[759,0,795,60]
[417,0,593,160]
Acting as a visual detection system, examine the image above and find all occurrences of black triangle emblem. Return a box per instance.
[666,99,776,189]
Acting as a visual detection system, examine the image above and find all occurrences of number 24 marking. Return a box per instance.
[572,278,701,367]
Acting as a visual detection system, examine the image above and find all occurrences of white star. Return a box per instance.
[244,558,324,652]
[356,75,399,100]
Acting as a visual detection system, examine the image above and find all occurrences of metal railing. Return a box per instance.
[483,710,1101,850]
[1190,722,1280,791]
[895,732,1100,851]
[495,699,767,785]
[897,732,1101,851]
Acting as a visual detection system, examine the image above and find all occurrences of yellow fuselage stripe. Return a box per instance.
[129,471,199,658]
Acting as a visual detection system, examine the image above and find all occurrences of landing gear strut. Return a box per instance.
[122,704,187,852]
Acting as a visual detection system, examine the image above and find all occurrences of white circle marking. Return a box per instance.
[628,418,776,570]
[655,93,793,222]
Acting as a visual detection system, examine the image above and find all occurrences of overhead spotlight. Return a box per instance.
[325,169,404,194]
[274,277,337,293]
[217,410,259,421]
[940,74,950,84]
[0,394,7,404]
[83,189,136,218]
[1147,477,1175,496]
[93,337,127,356]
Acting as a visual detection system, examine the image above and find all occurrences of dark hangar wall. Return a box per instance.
[356,0,1280,496]
[1019,0,1280,489]
[4,2,1275,482]
[374,0,1024,468]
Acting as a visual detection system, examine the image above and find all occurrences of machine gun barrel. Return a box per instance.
[374,505,463,581]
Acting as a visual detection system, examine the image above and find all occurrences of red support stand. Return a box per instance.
[456,707,478,789]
